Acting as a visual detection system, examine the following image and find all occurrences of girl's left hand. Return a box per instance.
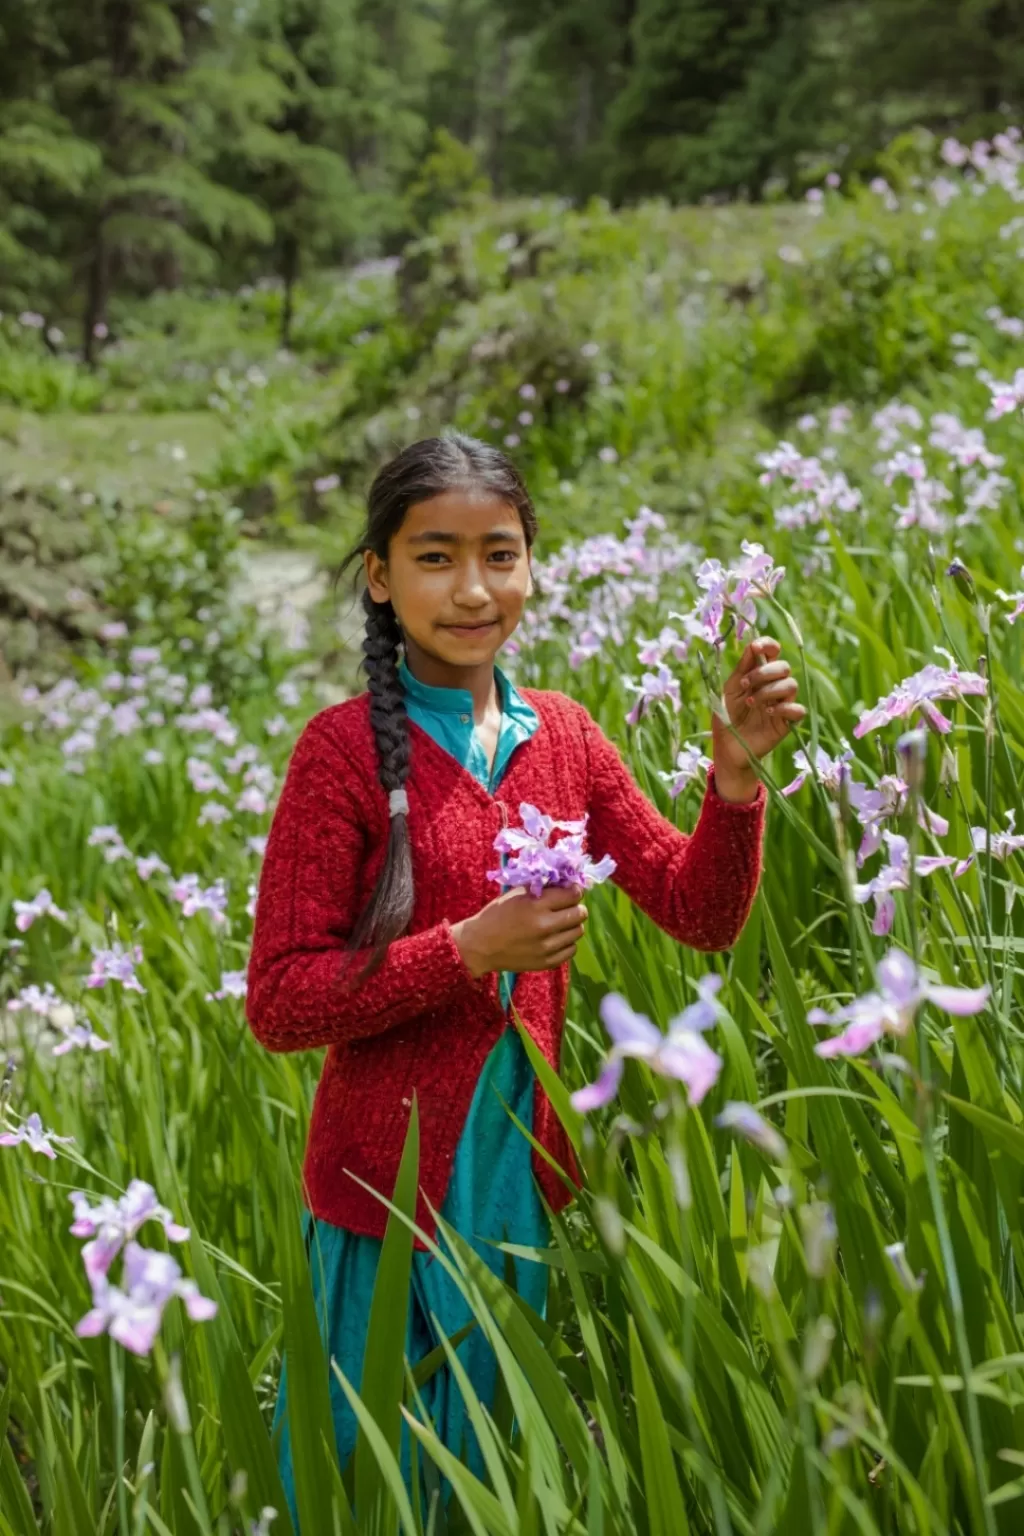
[712,636,807,781]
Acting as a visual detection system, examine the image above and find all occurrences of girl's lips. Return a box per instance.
[443,620,498,635]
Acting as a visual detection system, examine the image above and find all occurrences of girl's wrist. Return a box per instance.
[711,761,760,804]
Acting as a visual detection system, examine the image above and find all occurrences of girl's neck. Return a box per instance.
[401,644,500,718]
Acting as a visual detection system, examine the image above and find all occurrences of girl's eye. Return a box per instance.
[418,552,517,564]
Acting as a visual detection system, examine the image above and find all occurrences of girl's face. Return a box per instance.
[363,488,534,679]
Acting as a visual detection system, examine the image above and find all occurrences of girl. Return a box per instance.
[245,432,804,1529]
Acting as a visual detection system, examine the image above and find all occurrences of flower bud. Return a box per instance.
[939,746,958,792]
[896,728,927,792]
[945,556,974,598]
[164,1353,191,1433]
[802,1315,836,1384]
[593,1195,626,1257]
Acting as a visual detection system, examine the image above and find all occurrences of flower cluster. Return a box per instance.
[486,803,616,898]
[70,1180,217,1356]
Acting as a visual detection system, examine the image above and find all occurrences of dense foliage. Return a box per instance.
[4,0,1024,335]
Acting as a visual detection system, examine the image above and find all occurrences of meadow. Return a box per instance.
[2,127,1024,1535]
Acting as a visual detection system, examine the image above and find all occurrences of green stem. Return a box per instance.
[904,772,996,1536]
[153,1340,215,1536]
[111,1336,130,1536]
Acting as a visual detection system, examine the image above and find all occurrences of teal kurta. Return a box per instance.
[273,659,549,1527]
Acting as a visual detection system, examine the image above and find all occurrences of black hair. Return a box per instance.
[331,431,538,987]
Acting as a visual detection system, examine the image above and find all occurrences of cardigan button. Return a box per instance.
[460,713,469,723]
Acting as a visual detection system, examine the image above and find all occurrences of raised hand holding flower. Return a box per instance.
[712,636,806,801]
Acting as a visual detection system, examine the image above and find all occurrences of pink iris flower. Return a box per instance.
[0,1111,73,1159]
[854,655,987,738]
[571,980,724,1112]
[809,948,989,1058]
[853,831,961,935]
[75,1241,217,1357]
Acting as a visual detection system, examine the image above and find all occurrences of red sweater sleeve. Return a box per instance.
[574,704,767,951]
[245,717,491,1053]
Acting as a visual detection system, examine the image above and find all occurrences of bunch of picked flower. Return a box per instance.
[486,802,616,899]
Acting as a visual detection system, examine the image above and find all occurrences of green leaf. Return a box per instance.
[276,1124,340,1536]
[627,1316,690,1536]
[356,1094,420,1536]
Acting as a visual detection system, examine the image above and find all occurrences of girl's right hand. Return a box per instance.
[451,884,589,978]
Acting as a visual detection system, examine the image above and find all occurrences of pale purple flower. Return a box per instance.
[598,446,619,464]
[129,646,161,668]
[87,825,133,863]
[954,810,1024,876]
[780,741,854,796]
[264,713,288,736]
[0,768,13,787]
[518,383,536,400]
[69,1179,191,1285]
[555,378,571,393]
[276,678,301,707]
[75,1240,217,1356]
[247,834,268,857]
[187,757,228,796]
[517,410,533,426]
[504,433,520,448]
[581,341,600,358]
[198,800,231,826]
[13,888,69,932]
[486,803,616,899]
[313,473,340,495]
[135,853,170,881]
[6,982,64,1017]
[86,942,146,994]
[846,775,949,864]
[169,873,228,925]
[235,786,268,815]
[853,831,961,934]
[657,742,713,797]
[99,621,128,642]
[714,1101,787,1162]
[570,980,725,1112]
[53,1017,112,1056]
[624,663,681,725]
[0,1111,73,1159]
[206,969,247,1002]
[778,245,804,264]
[995,566,1024,624]
[809,947,989,1058]
[93,321,109,340]
[853,654,987,737]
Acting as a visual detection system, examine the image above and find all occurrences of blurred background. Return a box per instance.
[1,0,1022,700]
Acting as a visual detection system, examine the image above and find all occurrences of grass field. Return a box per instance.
[2,133,1024,1535]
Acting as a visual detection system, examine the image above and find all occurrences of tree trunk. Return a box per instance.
[83,231,108,370]
[280,234,300,348]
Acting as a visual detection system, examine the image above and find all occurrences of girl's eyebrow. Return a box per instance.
[405,529,522,546]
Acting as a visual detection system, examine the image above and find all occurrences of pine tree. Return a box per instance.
[8,0,273,360]
[606,0,832,202]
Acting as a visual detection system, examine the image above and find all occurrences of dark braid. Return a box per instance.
[331,430,537,989]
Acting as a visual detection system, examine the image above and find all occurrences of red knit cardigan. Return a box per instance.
[245,687,768,1249]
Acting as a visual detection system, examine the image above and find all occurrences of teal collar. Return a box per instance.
[397,656,536,726]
